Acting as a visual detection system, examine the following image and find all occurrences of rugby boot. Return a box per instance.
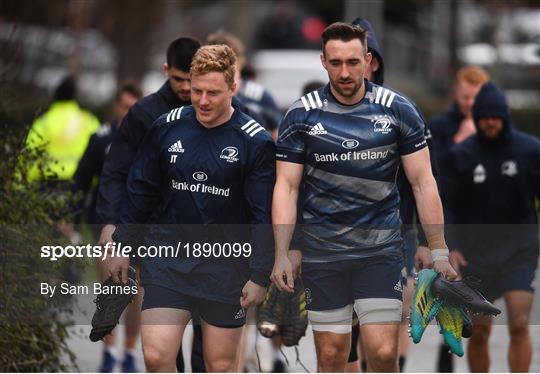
[435,302,466,357]
[431,274,501,316]
[257,283,285,338]
[409,269,444,343]
[280,278,308,347]
[90,266,138,342]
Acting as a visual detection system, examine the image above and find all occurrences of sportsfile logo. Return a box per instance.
[308,122,327,135]
[372,115,393,134]
[220,146,239,163]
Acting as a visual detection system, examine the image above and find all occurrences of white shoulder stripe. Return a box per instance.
[166,107,185,123]
[307,93,316,109]
[300,91,323,111]
[313,91,323,107]
[166,108,175,122]
[300,96,310,111]
[249,126,265,137]
[175,106,183,120]
[374,87,383,104]
[246,122,260,134]
[241,119,256,130]
[381,89,390,106]
[242,121,264,137]
[385,92,396,108]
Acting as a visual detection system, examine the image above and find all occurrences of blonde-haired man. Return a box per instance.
[108,45,275,371]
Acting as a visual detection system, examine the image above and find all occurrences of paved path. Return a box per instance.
[66,267,540,372]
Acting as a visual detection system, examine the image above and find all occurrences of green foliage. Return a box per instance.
[0,94,81,371]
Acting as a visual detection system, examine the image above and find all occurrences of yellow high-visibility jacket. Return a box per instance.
[26,100,100,181]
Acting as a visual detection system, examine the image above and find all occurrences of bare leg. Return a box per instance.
[467,314,492,372]
[360,323,400,372]
[313,330,351,372]
[201,320,244,372]
[141,308,190,372]
[125,267,142,351]
[504,290,533,372]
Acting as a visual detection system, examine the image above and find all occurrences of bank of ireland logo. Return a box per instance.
[220,146,239,163]
[192,171,208,182]
[342,139,359,149]
[372,115,393,134]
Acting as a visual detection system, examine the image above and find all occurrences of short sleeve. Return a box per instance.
[276,107,307,164]
[395,98,428,155]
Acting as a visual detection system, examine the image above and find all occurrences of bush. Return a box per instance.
[0,91,81,371]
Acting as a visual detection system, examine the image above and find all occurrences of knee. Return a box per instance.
[318,344,347,366]
[371,343,398,368]
[205,358,236,372]
[470,324,491,344]
[143,345,169,371]
[509,318,529,339]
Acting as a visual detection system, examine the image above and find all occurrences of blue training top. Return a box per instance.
[276,80,427,263]
[115,105,275,303]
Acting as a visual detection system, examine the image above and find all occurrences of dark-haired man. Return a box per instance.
[96,37,202,243]
[272,22,456,372]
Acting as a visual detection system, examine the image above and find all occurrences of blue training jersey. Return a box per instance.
[116,105,275,303]
[277,81,427,263]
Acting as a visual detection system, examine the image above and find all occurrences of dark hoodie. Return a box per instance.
[445,82,540,263]
[352,17,385,85]
[352,16,438,249]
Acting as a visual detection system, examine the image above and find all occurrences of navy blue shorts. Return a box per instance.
[302,255,404,311]
[463,262,537,302]
[141,284,246,328]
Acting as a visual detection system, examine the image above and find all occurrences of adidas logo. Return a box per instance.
[308,123,327,135]
[394,280,403,292]
[168,140,184,153]
[234,308,246,320]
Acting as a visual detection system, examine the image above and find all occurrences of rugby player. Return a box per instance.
[271,22,457,372]
[108,45,275,372]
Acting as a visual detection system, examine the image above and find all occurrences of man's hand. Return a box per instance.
[414,246,433,270]
[240,280,266,308]
[288,249,302,279]
[449,250,468,276]
[106,254,130,284]
[99,224,116,246]
[271,254,294,293]
[434,259,458,281]
[454,117,476,144]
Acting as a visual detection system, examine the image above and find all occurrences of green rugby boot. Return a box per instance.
[409,269,443,343]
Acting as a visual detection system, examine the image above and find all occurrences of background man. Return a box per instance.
[351,17,438,372]
[271,22,456,372]
[72,83,142,372]
[430,65,489,372]
[26,76,100,183]
[96,37,201,246]
[446,82,540,373]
